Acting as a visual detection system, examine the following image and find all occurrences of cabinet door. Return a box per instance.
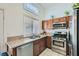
[39,39,46,53]
[42,20,53,30]
[53,18,59,23]
[46,21,48,29]
[43,38,46,50]
[46,36,52,49]
[33,43,40,56]
[47,20,52,29]
[65,16,71,28]
[42,21,44,29]
[59,17,66,22]
[42,21,48,30]
[47,20,49,29]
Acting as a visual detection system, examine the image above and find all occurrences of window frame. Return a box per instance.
[23,3,39,16]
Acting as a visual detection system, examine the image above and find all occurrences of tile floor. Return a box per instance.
[39,48,63,56]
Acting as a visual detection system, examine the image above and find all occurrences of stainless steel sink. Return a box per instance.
[29,35,40,39]
[24,35,41,39]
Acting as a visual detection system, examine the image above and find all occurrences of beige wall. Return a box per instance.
[0,4,23,37]
[0,3,45,51]
[0,3,23,51]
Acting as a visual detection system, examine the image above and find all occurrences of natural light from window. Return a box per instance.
[23,3,39,15]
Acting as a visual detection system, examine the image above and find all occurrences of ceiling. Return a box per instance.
[40,3,60,9]
[40,3,73,9]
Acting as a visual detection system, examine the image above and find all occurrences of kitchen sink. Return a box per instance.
[26,35,41,39]
[23,34,41,39]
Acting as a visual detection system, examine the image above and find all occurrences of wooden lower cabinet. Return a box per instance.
[7,45,17,56]
[33,37,46,56]
[33,36,51,56]
[12,48,17,56]
[40,38,46,53]
[33,43,40,56]
[46,36,52,49]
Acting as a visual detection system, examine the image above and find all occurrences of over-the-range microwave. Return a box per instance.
[53,22,67,29]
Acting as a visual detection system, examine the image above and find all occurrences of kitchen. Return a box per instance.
[0,3,78,56]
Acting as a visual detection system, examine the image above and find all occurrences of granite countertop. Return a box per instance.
[6,35,47,48]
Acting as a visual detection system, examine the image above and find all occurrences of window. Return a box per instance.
[23,15,33,37]
[23,3,39,15]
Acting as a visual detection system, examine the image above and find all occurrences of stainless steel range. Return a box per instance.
[51,32,67,55]
[52,32,66,48]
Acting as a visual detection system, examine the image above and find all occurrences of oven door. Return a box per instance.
[53,40,64,48]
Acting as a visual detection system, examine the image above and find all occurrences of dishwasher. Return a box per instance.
[17,42,33,56]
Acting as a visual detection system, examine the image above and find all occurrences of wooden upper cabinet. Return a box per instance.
[65,16,71,28]
[66,16,71,22]
[47,19,52,29]
[59,17,66,22]
[53,18,60,23]
[42,16,71,30]
[53,17,66,23]
[42,21,44,30]
[42,20,52,30]
[42,21,48,30]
